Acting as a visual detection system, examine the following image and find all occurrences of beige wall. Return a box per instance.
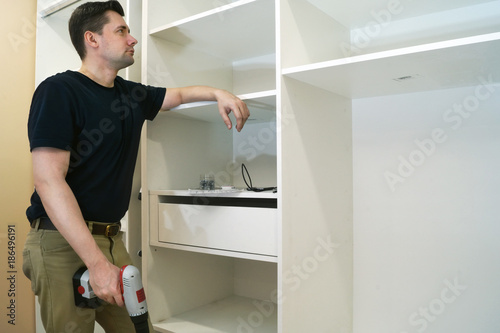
[1,0,36,332]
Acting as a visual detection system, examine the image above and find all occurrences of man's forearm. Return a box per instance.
[161,86,222,111]
[179,85,221,104]
[36,176,107,269]
[32,147,125,306]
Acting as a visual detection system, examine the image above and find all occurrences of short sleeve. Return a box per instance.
[27,80,78,152]
[121,79,166,121]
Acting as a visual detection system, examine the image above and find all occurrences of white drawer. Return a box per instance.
[157,199,277,256]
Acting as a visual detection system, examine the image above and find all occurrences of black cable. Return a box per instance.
[241,163,277,193]
[242,163,253,189]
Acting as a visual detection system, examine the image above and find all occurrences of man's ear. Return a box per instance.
[83,31,99,50]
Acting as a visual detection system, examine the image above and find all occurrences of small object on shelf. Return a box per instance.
[199,173,215,190]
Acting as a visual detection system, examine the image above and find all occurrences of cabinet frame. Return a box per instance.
[141,0,499,332]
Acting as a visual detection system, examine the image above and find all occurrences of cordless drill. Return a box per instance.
[73,265,149,333]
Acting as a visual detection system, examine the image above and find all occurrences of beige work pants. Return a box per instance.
[22,222,153,333]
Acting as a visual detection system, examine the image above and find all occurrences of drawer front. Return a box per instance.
[158,203,277,256]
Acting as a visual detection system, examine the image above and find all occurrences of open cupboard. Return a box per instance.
[141,1,282,331]
[139,0,353,331]
[141,1,500,332]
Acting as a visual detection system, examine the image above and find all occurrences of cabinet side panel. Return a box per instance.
[125,0,142,82]
[280,77,353,332]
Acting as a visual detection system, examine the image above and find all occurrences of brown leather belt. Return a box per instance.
[33,217,121,237]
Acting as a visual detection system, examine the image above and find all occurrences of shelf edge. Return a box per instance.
[150,188,277,199]
[170,90,277,112]
[149,0,258,35]
[282,31,500,75]
[151,242,278,263]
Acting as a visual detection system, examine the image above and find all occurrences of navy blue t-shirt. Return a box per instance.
[26,70,166,223]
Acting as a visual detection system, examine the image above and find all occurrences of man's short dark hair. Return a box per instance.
[69,0,125,60]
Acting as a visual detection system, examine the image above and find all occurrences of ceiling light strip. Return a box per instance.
[39,0,81,18]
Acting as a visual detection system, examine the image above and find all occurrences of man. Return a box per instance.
[22,1,249,332]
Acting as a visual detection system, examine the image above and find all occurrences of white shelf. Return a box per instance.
[153,295,277,333]
[283,32,500,98]
[151,189,277,199]
[151,242,278,263]
[163,90,276,123]
[281,0,500,69]
[150,0,275,61]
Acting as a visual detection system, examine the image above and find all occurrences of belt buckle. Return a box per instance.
[105,224,120,237]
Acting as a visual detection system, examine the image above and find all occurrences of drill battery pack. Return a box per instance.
[73,267,103,309]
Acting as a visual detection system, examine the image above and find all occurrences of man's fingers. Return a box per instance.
[215,89,250,131]
[88,263,124,307]
[219,101,249,132]
[105,282,124,307]
[234,102,250,132]
[218,105,233,130]
[113,292,125,307]
[96,286,124,307]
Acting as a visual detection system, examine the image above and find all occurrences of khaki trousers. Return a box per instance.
[22,223,153,333]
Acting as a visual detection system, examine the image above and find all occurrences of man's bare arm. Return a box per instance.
[32,147,124,307]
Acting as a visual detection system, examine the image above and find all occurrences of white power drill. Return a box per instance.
[73,265,149,333]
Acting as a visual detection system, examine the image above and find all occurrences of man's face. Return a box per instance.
[96,11,137,70]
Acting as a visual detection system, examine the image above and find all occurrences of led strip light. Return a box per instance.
[39,0,81,18]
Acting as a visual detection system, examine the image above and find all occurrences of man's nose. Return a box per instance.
[129,35,138,46]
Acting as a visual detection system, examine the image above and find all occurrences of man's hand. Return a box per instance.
[88,260,124,307]
[161,86,250,131]
[214,89,249,132]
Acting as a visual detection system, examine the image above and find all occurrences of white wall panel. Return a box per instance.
[353,84,500,333]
